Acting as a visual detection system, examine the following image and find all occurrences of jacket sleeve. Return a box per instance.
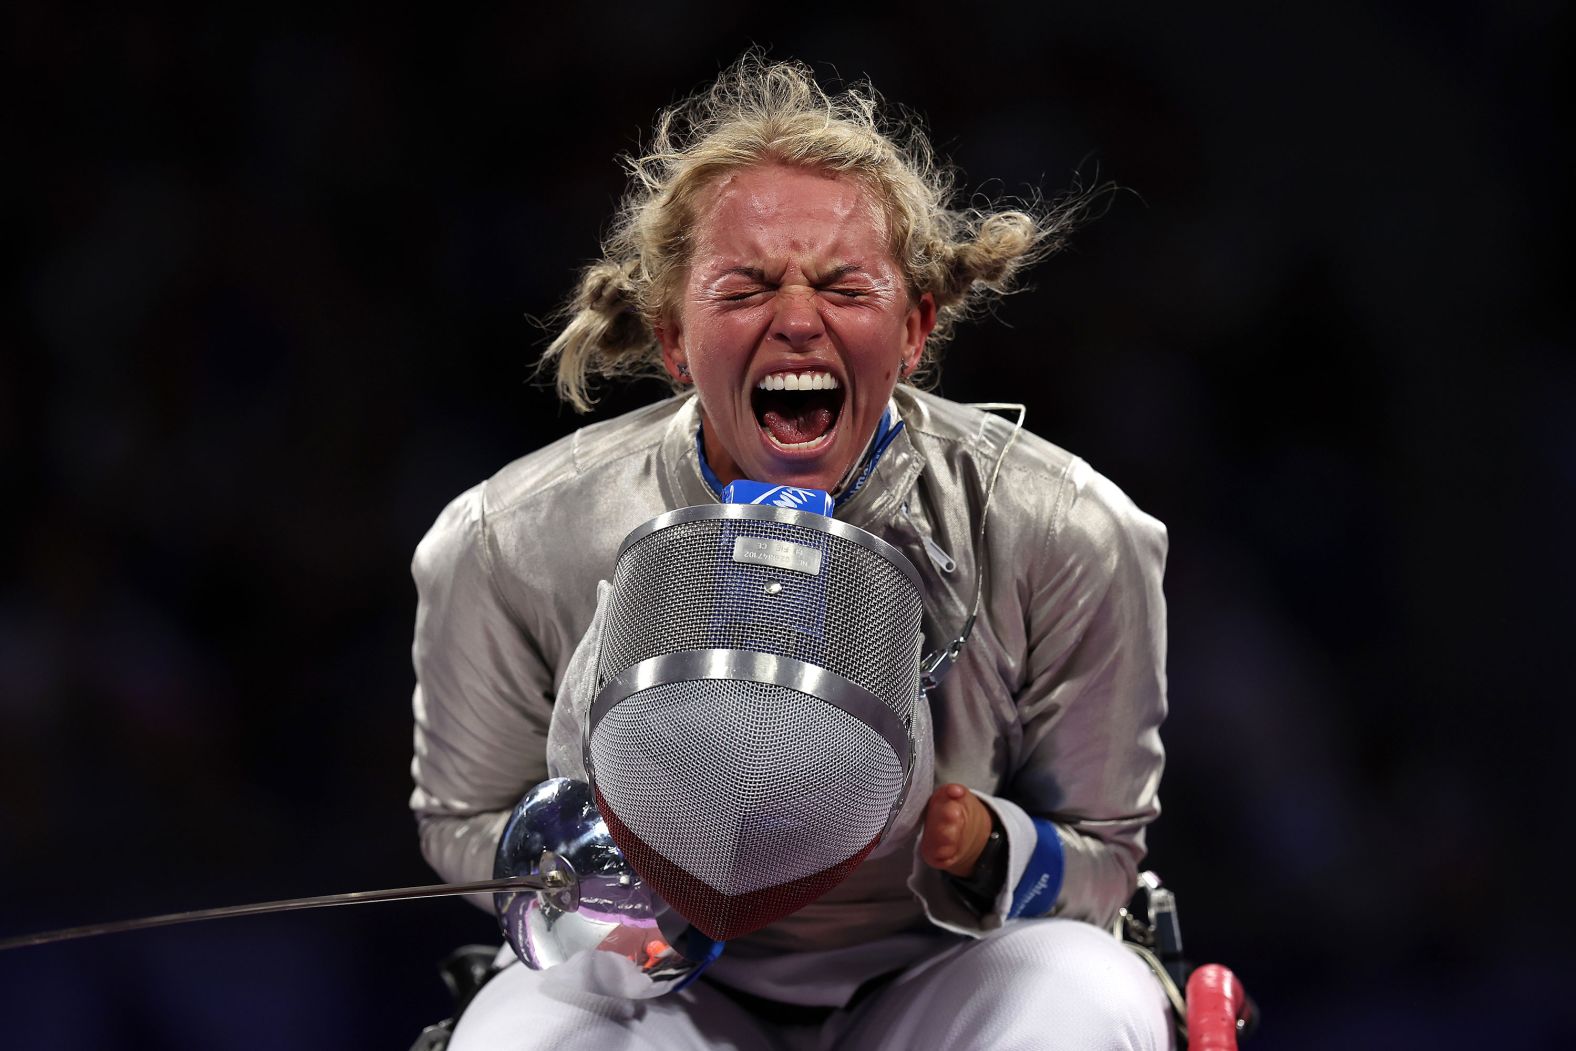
[1007,456,1169,928]
[906,456,1168,936]
[408,484,559,900]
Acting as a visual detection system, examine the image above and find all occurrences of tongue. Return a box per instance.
[763,404,835,445]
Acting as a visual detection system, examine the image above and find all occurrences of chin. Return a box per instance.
[760,467,845,495]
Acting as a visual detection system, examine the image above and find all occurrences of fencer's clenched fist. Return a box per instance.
[920,783,994,878]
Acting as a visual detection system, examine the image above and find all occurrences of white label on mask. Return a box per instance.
[732,536,823,576]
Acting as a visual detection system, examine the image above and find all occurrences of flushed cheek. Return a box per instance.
[692,320,770,376]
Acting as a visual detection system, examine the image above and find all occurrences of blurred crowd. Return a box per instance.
[3,3,1571,1047]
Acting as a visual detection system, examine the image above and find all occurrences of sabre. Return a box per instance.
[0,873,557,952]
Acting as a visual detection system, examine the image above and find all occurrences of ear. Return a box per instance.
[656,321,690,383]
[901,292,938,375]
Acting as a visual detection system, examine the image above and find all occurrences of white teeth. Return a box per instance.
[756,370,839,391]
[766,432,832,450]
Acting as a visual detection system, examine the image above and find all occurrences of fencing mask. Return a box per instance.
[583,482,926,942]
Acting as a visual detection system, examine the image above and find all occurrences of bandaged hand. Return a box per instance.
[920,783,995,878]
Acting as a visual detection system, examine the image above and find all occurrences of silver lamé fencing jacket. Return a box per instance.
[409,387,1168,1003]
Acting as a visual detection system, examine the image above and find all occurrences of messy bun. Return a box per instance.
[546,259,655,413]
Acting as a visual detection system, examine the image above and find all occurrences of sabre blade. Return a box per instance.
[0,874,549,951]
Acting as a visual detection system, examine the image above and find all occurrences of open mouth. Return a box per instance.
[752,371,845,449]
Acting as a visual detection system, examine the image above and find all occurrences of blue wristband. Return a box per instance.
[1008,817,1066,919]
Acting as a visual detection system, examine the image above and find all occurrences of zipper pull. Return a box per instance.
[900,502,956,574]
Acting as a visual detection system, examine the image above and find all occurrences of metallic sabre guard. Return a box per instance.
[493,777,709,997]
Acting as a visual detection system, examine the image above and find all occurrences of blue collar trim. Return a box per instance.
[839,405,904,509]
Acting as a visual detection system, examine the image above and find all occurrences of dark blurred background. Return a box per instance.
[3,1,1571,1047]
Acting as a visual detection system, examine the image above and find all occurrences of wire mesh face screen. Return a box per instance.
[587,504,925,941]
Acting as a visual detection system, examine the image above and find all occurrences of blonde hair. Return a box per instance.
[541,54,1100,412]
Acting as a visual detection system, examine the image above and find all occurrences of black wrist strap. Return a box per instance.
[945,807,1008,914]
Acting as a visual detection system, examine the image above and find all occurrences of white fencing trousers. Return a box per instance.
[447,919,1174,1051]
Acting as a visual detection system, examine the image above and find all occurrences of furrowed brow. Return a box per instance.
[816,264,866,283]
[710,263,868,283]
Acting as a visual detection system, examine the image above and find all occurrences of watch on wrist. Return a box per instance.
[946,807,1007,914]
